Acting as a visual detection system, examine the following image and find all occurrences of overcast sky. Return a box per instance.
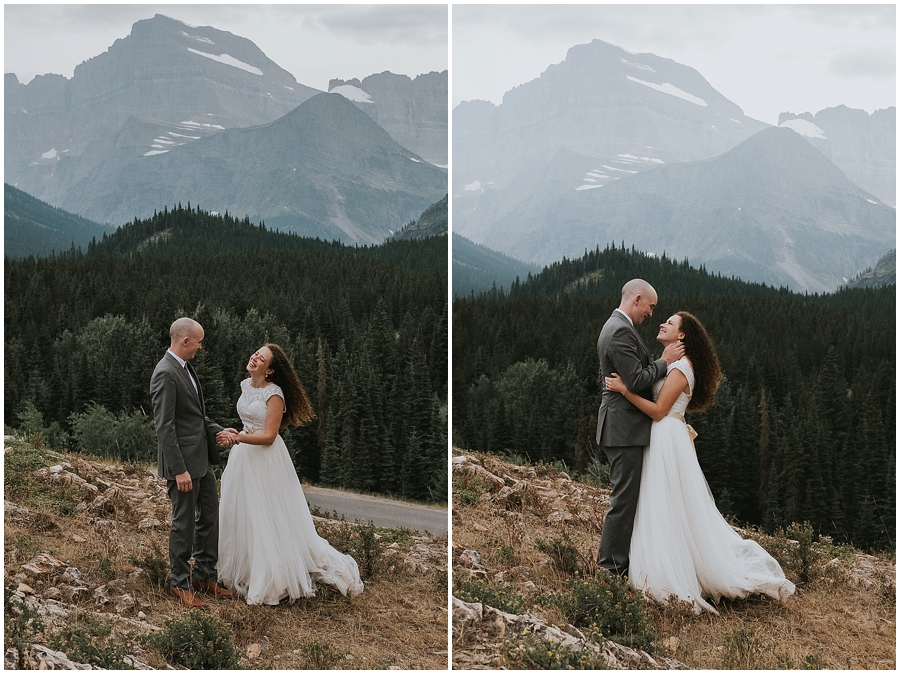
[452,4,895,125]
[5,4,448,91]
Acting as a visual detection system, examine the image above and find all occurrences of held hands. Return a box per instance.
[661,340,685,364]
[216,428,240,447]
[604,373,629,395]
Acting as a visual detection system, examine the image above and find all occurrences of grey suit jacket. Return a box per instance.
[150,352,223,480]
[595,311,667,447]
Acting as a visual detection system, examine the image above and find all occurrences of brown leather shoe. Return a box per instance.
[191,579,235,599]
[168,585,209,609]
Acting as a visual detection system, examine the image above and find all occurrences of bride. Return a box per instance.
[604,312,794,613]
[216,344,364,605]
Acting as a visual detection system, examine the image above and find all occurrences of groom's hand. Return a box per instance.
[175,471,193,492]
[661,341,685,364]
[216,429,238,447]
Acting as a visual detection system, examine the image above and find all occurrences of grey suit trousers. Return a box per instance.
[597,444,644,576]
[167,471,219,589]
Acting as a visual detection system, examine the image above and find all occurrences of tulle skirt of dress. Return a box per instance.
[218,436,364,605]
[629,417,794,614]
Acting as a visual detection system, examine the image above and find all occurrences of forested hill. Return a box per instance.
[453,244,895,550]
[4,183,112,259]
[6,208,448,505]
[82,203,446,273]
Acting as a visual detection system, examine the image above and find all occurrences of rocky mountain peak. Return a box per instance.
[777,105,895,206]
[329,77,363,90]
[327,70,448,166]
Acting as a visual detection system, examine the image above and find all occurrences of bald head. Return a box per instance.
[618,279,658,325]
[169,317,204,360]
[621,279,655,302]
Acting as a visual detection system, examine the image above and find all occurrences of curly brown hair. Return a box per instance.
[263,343,316,427]
[676,312,722,412]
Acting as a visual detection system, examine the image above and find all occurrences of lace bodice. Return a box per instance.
[236,379,284,434]
[652,358,694,417]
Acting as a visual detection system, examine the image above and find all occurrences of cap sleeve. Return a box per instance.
[668,358,694,395]
[265,384,285,404]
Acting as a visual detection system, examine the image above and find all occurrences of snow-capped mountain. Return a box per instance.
[329,71,448,167]
[778,106,895,207]
[5,14,448,242]
[453,39,770,243]
[5,14,320,208]
[452,38,895,291]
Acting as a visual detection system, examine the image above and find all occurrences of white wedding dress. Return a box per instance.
[218,379,364,605]
[628,358,794,613]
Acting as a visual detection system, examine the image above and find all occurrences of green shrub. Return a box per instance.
[376,526,414,548]
[487,536,517,566]
[4,579,45,669]
[325,520,386,580]
[145,610,241,670]
[69,403,156,463]
[16,401,70,450]
[454,487,480,506]
[454,577,525,614]
[763,521,824,584]
[47,613,129,669]
[26,484,88,516]
[352,521,384,579]
[503,633,607,669]
[579,457,610,487]
[93,557,116,582]
[538,570,656,649]
[785,522,821,584]
[129,542,169,588]
[453,473,494,506]
[4,438,88,516]
[4,440,48,497]
[536,531,582,575]
[720,626,763,669]
[298,640,340,669]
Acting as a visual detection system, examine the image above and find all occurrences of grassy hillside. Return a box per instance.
[451,450,895,670]
[4,437,448,670]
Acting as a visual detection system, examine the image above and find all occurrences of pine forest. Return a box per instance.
[453,244,895,551]
[5,205,448,504]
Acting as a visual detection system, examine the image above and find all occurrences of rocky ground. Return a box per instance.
[4,439,448,669]
[451,450,896,670]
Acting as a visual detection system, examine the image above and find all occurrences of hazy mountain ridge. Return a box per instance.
[476,127,894,292]
[453,39,770,243]
[842,249,896,289]
[330,71,448,166]
[4,183,113,258]
[61,93,446,242]
[452,233,542,297]
[5,14,448,243]
[5,14,320,207]
[452,38,896,292]
[393,195,448,241]
[779,106,895,207]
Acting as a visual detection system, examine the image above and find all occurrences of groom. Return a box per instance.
[150,317,235,608]
[595,279,683,577]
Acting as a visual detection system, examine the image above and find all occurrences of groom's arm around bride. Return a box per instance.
[595,280,683,578]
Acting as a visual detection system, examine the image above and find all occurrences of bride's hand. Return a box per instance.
[604,373,629,394]
[217,430,238,447]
